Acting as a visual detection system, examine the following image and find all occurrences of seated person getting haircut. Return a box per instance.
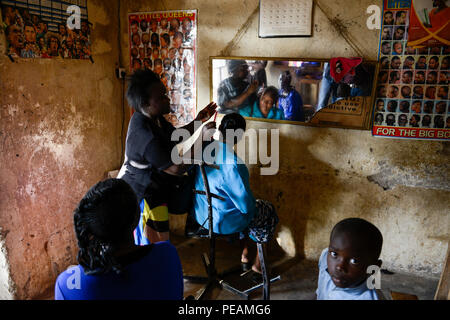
[191,113,278,273]
[54,179,183,300]
[239,86,285,120]
[316,218,383,300]
[217,60,258,114]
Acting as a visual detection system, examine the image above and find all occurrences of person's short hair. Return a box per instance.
[219,113,246,143]
[330,218,383,260]
[226,59,247,75]
[126,69,161,113]
[74,179,139,275]
[259,86,279,102]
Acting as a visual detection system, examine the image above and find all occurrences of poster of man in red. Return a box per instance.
[128,10,197,128]
[373,0,449,141]
[408,0,450,47]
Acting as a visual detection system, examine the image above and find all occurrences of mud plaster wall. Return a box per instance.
[0,0,123,299]
[122,0,449,278]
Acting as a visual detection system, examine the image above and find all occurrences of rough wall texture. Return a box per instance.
[122,0,449,278]
[0,0,123,299]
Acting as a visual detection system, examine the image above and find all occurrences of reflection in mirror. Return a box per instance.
[211,57,375,124]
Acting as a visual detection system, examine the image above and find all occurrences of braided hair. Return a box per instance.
[74,179,139,275]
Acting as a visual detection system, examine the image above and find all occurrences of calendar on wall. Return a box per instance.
[259,0,313,38]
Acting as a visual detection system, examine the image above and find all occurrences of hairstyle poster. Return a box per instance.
[373,0,450,140]
[1,0,91,59]
[128,10,197,128]
[407,0,450,48]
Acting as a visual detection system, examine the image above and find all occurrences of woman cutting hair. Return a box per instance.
[118,69,217,244]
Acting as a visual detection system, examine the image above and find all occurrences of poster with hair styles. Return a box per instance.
[373,0,450,141]
[128,10,197,128]
[1,0,91,60]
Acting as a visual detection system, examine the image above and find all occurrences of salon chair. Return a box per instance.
[183,162,279,300]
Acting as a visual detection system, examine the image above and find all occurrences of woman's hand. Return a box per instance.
[202,121,216,142]
[195,102,218,123]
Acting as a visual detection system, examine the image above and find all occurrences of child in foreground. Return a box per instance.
[316,218,383,300]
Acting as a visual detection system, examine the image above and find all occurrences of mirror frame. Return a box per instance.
[209,56,380,130]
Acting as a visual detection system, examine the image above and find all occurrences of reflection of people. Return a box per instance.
[239,86,285,120]
[117,70,217,244]
[316,218,383,300]
[54,179,184,300]
[191,113,278,274]
[217,60,258,114]
[277,71,305,121]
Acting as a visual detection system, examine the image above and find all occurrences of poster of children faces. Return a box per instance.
[1,0,91,59]
[373,0,449,141]
[128,10,197,128]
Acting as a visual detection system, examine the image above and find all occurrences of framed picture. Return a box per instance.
[259,0,313,38]
[210,56,378,130]
[1,0,91,59]
[128,10,197,128]
[374,0,449,141]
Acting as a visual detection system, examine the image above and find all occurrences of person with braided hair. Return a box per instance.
[54,179,183,300]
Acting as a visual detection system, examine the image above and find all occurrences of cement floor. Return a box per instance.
[172,234,440,300]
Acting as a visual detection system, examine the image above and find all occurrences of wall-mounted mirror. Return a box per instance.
[210,56,378,130]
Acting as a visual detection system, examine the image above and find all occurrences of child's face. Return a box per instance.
[327,233,378,288]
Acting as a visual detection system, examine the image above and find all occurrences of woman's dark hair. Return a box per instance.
[219,113,246,144]
[126,69,161,113]
[258,86,279,102]
[74,179,139,275]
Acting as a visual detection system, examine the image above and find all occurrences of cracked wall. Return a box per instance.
[0,0,123,299]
